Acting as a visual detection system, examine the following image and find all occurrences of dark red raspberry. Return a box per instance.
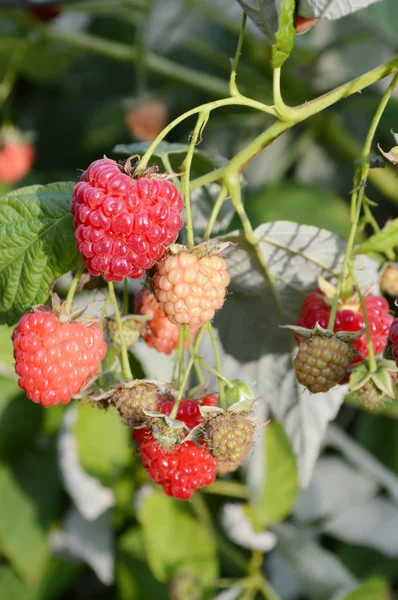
[296,289,393,362]
[158,394,218,431]
[133,428,217,500]
[388,318,398,363]
[71,158,184,282]
[30,6,60,21]
[12,311,107,407]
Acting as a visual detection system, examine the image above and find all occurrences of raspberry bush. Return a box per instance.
[0,0,397,598]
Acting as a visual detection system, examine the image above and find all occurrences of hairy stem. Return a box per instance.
[230,12,247,97]
[64,265,85,313]
[108,282,133,381]
[182,112,209,248]
[203,184,229,241]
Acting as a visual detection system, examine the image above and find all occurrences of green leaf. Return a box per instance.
[0,324,14,367]
[272,0,295,68]
[138,490,218,586]
[117,527,169,600]
[357,219,398,256]
[33,559,82,600]
[0,567,33,600]
[342,578,390,599]
[236,1,279,42]
[74,404,132,485]
[242,182,352,239]
[0,182,82,326]
[0,450,61,584]
[251,421,298,527]
[0,376,43,460]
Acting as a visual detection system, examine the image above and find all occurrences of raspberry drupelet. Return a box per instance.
[71,158,184,282]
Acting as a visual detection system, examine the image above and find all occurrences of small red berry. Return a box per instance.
[12,311,107,407]
[125,98,168,142]
[30,6,60,21]
[153,248,230,329]
[295,16,319,34]
[71,158,184,282]
[0,141,34,184]
[296,289,393,363]
[158,394,218,431]
[133,429,217,500]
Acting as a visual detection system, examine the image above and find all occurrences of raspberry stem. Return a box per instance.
[123,278,129,315]
[203,184,228,242]
[351,269,377,372]
[64,264,85,313]
[229,12,246,98]
[197,357,231,388]
[108,282,133,381]
[185,327,205,385]
[182,112,209,249]
[206,322,226,407]
[327,73,398,331]
[170,325,208,418]
[176,325,185,388]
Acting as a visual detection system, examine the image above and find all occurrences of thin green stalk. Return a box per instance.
[272,66,289,119]
[108,282,134,381]
[206,322,226,407]
[327,72,398,330]
[64,265,85,313]
[351,270,377,372]
[203,184,228,241]
[170,325,207,418]
[256,575,281,600]
[185,328,205,384]
[101,294,112,322]
[138,96,276,170]
[177,325,185,388]
[198,357,231,387]
[0,46,25,108]
[123,278,129,315]
[191,56,398,191]
[230,12,247,96]
[182,112,209,249]
[226,173,283,320]
[203,480,249,499]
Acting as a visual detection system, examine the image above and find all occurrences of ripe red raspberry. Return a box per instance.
[71,158,184,282]
[0,141,34,184]
[12,311,107,407]
[133,428,216,500]
[388,318,398,364]
[203,412,255,464]
[153,248,230,329]
[294,335,352,393]
[296,289,393,362]
[158,394,218,431]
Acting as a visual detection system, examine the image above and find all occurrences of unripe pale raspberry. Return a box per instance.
[352,376,398,409]
[294,335,352,393]
[203,412,255,465]
[380,266,398,297]
[112,382,158,425]
[12,311,107,407]
[125,98,168,142]
[296,288,393,364]
[216,461,240,476]
[106,315,143,349]
[71,158,184,282]
[153,249,230,329]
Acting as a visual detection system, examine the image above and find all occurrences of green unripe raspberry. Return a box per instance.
[152,420,185,447]
[294,335,351,393]
[204,412,255,464]
[112,382,158,425]
[107,316,143,349]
